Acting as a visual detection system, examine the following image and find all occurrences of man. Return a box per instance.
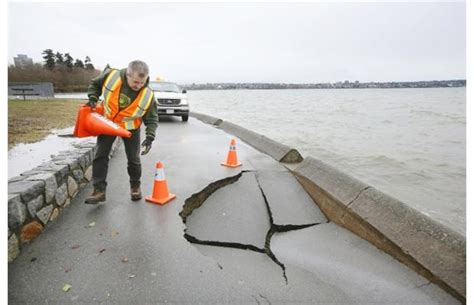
[84,60,158,204]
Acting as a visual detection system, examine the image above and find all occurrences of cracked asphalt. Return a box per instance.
[9,117,460,304]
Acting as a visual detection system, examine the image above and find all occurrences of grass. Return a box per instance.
[8,99,86,150]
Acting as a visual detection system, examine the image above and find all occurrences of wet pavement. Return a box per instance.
[8,117,460,304]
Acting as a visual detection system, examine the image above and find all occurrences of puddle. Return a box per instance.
[8,127,95,179]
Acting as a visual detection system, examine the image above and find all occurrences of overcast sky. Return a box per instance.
[7,2,466,83]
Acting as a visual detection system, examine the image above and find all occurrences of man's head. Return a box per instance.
[126,60,149,91]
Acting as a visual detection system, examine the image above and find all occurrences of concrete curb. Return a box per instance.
[7,138,121,262]
[218,121,303,163]
[190,112,303,163]
[190,112,222,126]
[293,156,466,302]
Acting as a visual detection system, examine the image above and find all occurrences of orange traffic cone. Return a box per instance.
[146,162,176,205]
[73,104,132,138]
[221,138,242,168]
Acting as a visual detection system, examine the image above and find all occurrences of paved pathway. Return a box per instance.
[9,117,459,304]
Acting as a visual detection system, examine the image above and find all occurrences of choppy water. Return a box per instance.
[187,88,466,235]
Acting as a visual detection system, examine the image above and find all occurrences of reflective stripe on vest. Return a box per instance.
[102,69,121,117]
[102,69,153,130]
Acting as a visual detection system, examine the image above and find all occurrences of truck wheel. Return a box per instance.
[182,115,189,122]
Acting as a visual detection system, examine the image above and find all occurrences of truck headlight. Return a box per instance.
[180,98,188,105]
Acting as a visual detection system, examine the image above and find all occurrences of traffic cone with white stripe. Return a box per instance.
[221,138,242,168]
[73,104,132,138]
[145,162,176,205]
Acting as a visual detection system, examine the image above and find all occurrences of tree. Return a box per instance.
[55,52,64,66]
[42,49,56,70]
[74,59,84,69]
[64,53,74,70]
[84,56,95,70]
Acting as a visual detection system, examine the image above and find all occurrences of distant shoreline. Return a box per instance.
[183,79,465,90]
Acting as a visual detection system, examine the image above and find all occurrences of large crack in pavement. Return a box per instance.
[180,170,321,284]
[256,172,321,283]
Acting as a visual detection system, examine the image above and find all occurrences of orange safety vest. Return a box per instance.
[102,69,154,130]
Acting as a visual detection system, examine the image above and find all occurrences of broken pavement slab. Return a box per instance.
[255,170,327,227]
[184,172,270,250]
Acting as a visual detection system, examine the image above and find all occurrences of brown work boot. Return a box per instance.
[84,189,106,204]
[131,186,142,201]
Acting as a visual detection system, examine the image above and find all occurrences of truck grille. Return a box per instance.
[157,98,181,105]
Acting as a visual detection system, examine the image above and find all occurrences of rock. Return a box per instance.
[75,153,88,171]
[63,199,71,208]
[50,208,60,221]
[8,175,26,183]
[37,205,54,225]
[55,183,68,206]
[36,162,70,185]
[8,179,45,203]
[55,158,79,171]
[19,169,45,177]
[72,169,84,183]
[67,176,78,197]
[21,221,44,243]
[8,234,20,262]
[8,194,27,230]
[84,166,93,182]
[26,172,58,204]
[26,195,44,219]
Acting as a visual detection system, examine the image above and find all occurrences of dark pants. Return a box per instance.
[92,128,141,191]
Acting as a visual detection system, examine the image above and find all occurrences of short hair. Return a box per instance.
[127,60,149,78]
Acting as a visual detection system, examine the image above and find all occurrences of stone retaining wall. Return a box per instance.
[8,138,121,262]
[190,111,466,303]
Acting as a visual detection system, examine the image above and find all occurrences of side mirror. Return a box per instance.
[182,89,187,94]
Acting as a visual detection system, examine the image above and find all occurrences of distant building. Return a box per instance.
[13,54,34,68]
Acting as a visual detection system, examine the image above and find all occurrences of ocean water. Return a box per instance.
[187,88,466,235]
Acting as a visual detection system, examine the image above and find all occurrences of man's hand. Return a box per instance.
[141,137,153,155]
[86,99,97,108]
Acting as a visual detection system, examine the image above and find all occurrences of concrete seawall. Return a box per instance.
[190,111,466,302]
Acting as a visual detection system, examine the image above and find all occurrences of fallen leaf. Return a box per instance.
[65,268,72,273]
[88,222,96,227]
[111,230,119,237]
[62,284,72,292]
[128,274,136,279]
[70,245,80,250]
[121,257,129,263]
[98,248,106,255]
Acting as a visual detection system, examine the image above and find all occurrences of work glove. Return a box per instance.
[86,99,97,108]
[141,137,153,155]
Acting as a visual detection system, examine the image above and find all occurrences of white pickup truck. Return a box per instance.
[149,81,189,122]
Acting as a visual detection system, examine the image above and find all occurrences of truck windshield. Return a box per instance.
[149,82,180,93]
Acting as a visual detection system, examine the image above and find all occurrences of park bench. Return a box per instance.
[10,87,40,101]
